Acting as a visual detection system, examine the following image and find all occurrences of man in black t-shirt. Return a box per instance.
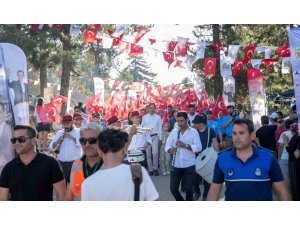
[192,114,219,201]
[255,115,277,153]
[0,125,65,201]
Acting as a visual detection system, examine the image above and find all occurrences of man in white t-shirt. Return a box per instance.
[278,119,294,188]
[81,128,159,201]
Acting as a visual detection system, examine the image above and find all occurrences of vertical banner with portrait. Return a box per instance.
[247,68,267,130]
[222,75,235,107]
[288,28,300,127]
[0,44,25,173]
[0,43,29,125]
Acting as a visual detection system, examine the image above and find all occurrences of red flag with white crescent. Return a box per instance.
[278,46,291,58]
[148,38,156,45]
[162,52,175,68]
[204,58,216,76]
[176,37,189,57]
[212,43,223,55]
[84,30,97,43]
[133,27,151,44]
[113,34,124,46]
[212,95,228,120]
[168,41,178,52]
[129,44,143,57]
[197,89,210,113]
[243,45,256,64]
[233,60,244,77]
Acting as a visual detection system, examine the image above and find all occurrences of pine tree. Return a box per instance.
[119,55,157,84]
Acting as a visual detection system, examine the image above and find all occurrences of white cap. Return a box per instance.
[270,112,278,119]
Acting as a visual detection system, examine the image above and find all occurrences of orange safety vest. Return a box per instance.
[70,159,84,201]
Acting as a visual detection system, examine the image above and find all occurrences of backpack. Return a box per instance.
[130,163,143,201]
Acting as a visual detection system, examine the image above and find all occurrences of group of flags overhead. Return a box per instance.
[31,24,293,76]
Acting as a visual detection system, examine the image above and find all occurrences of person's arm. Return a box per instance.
[64,183,74,201]
[212,137,220,152]
[222,116,233,129]
[53,179,66,201]
[272,181,290,201]
[0,187,9,201]
[207,183,223,201]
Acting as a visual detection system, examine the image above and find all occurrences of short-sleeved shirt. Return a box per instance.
[212,146,284,201]
[255,125,277,152]
[222,115,239,138]
[0,152,64,201]
[197,127,216,151]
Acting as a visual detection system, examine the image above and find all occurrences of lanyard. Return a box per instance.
[84,160,101,177]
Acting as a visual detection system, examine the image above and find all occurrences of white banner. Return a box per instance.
[220,57,232,77]
[282,57,291,74]
[0,43,29,125]
[196,41,206,59]
[264,46,277,59]
[288,28,300,126]
[69,24,81,36]
[94,77,105,105]
[247,68,267,130]
[251,59,262,70]
[228,45,240,64]
[223,75,235,107]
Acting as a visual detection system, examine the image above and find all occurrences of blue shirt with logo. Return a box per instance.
[213,146,284,201]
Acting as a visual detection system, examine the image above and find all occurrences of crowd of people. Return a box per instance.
[0,98,299,201]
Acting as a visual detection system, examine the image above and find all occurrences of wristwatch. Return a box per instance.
[184,144,189,149]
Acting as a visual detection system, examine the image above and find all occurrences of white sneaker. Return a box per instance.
[166,171,170,175]
[163,172,167,176]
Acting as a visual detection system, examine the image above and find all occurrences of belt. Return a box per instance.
[150,133,158,137]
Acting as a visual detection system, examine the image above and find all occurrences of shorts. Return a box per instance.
[37,122,51,132]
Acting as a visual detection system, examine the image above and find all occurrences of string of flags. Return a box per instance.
[31,24,292,77]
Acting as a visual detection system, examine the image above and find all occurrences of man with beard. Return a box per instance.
[0,125,65,200]
[49,115,82,184]
[165,111,202,201]
[65,123,103,200]
[207,119,289,201]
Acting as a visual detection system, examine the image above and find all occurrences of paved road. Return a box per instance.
[150,174,225,201]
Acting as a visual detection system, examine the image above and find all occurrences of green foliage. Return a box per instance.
[119,55,157,84]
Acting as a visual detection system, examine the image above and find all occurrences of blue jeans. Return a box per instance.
[170,165,195,201]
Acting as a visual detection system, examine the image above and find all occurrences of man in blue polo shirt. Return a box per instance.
[207,118,290,201]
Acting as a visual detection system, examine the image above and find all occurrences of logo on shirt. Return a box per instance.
[227,168,234,176]
[255,168,262,176]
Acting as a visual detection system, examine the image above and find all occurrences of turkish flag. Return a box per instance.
[263,59,277,70]
[133,27,151,44]
[278,46,291,58]
[246,68,262,81]
[149,38,156,45]
[113,34,124,46]
[173,60,183,68]
[129,44,143,57]
[112,80,124,90]
[204,58,216,76]
[85,93,102,114]
[89,24,101,30]
[197,89,210,113]
[243,45,256,64]
[45,95,68,122]
[233,60,244,77]
[176,37,189,56]
[45,102,60,123]
[162,52,175,68]
[212,95,228,120]
[84,30,97,43]
[212,43,223,55]
[168,41,178,52]
[175,91,186,108]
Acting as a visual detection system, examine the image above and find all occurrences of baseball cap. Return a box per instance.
[192,114,207,124]
[62,114,73,122]
[271,112,278,119]
[106,115,121,126]
[130,110,141,118]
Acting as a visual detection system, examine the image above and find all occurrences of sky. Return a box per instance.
[112,24,199,86]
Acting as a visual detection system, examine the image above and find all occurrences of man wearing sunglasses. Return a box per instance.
[81,128,158,201]
[65,123,103,201]
[0,125,66,201]
[49,115,82,184]
[73,112,83,128]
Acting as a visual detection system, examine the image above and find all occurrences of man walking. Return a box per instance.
[207,119,290,201]
[165,111,202,201]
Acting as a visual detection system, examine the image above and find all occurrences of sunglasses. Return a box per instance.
[74,118,82,121]
[11,136,34,144]
[79,137,98,145]
[92,115,100,118]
